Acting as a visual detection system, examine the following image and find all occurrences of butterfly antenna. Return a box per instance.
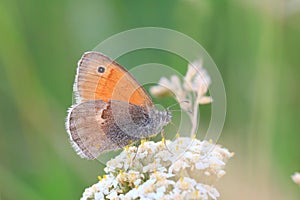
[167,100,190,110]
[169,109,181,112]
[169,109,193,115]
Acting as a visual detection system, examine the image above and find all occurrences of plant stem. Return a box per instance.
[189,95,199,137]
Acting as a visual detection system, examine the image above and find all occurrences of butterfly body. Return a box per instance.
[66,52,171,159]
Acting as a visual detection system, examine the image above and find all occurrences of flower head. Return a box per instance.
[81,138,233,200]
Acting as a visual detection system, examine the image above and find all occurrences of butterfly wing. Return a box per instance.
[67,100,128,159]
[66,100,109,159]
[73,51,153,107]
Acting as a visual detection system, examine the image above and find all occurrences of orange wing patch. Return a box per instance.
[74,52,153,107]
[95,66,150,105]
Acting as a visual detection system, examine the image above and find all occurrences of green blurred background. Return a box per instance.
[0,0,299,199]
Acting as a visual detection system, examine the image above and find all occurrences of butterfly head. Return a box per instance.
[147,106,172,135]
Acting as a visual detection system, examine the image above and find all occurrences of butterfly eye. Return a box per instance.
[97,66,105,73]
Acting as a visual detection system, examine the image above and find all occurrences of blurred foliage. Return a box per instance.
[0,0,299,199]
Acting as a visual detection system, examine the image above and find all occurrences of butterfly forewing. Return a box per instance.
[74,52,153,107]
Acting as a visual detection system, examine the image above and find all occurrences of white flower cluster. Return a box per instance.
[81,137,233,200]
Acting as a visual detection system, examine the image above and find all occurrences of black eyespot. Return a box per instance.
[97,66,105,73]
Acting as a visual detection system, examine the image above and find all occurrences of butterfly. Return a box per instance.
[66,52,171,159]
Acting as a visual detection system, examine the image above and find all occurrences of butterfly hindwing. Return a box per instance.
[66,100,152,159]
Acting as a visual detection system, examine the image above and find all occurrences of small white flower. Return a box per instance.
[292,172,300,185]
[217,170,226,178]
[184,60,211,93]
[207,186,220,200]
[133,178,141,186]
[149,85,171,97]
[80,186,96,200]
[124,187,139,199]
[176,177,197,191]
[197,96,213,104]
[195,162,209,170]
[154,186,166,199]
[150,76,182,98]
[94,192,104,200]
[184,61,200,90]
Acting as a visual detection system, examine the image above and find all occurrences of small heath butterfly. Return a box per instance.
[66,52,171,159]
